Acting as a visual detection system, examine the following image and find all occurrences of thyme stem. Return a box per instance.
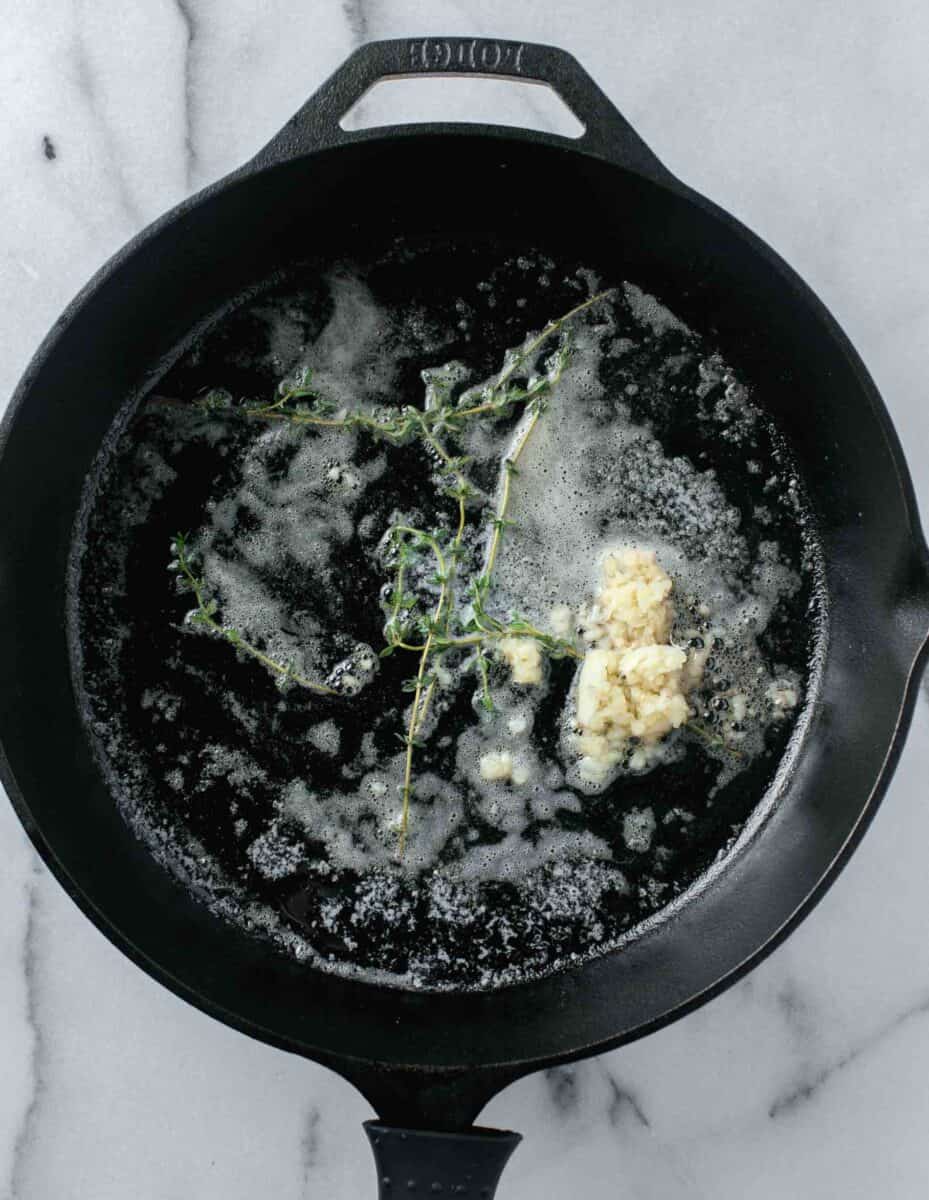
[485,406,542,580]
[398,633,436,857]
[475,648,494,713]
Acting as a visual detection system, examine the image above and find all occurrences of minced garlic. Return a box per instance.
[580,548,673,652]
[573,549,698,782]
[497,636,543,685]
[478,748,530,786]
[479,749,514,781]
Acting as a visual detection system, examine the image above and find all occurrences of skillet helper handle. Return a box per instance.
[364,1121,521,1199]
[251,35,676,184]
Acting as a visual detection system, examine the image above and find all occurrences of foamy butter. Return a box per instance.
[279,686,613,885]
[75,262,815,990]
[279,272,408,409]
[308,719,341,755]
[183,274,404,691]
[472,310,804,794]
[274,287,805,880]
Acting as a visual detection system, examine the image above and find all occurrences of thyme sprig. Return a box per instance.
[194,293,609,444]
[172,290,612,854]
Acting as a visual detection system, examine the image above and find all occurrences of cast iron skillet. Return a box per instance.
[2,37,929,1196]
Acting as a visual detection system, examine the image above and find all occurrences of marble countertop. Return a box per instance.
[3,3,929,1197]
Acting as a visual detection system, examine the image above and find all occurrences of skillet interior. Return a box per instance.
[70,238,821,990]
[0,132,925,1087]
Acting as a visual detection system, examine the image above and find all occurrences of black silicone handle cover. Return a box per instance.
[365,1121,522,1199]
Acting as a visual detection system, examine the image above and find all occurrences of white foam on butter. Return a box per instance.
[183,282,806,887]
[460,312,806,792]
[180,275,399,684]
[188,427,387,682]
[77,263,819,991]
[622,282,693,336]
[282,767,465,872]
[308,719,341,756]
[486,339,748,621]
[261,272,405,407]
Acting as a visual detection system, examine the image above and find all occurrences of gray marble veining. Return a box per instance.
[2,3,928,1197]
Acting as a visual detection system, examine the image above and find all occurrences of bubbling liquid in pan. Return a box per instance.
[71,246,823,990]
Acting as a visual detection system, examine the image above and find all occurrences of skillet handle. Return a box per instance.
[250,36,677,185]
[364,1121,521,1199]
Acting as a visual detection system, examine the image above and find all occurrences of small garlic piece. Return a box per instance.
[498,637,543,685]
[479,749,514,781]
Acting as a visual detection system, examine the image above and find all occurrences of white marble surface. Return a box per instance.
[2,3,929,1197]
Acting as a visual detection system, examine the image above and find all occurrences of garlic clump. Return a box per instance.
[580,548,673,651]
[573,549,697,783]
[497,636,544,685]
